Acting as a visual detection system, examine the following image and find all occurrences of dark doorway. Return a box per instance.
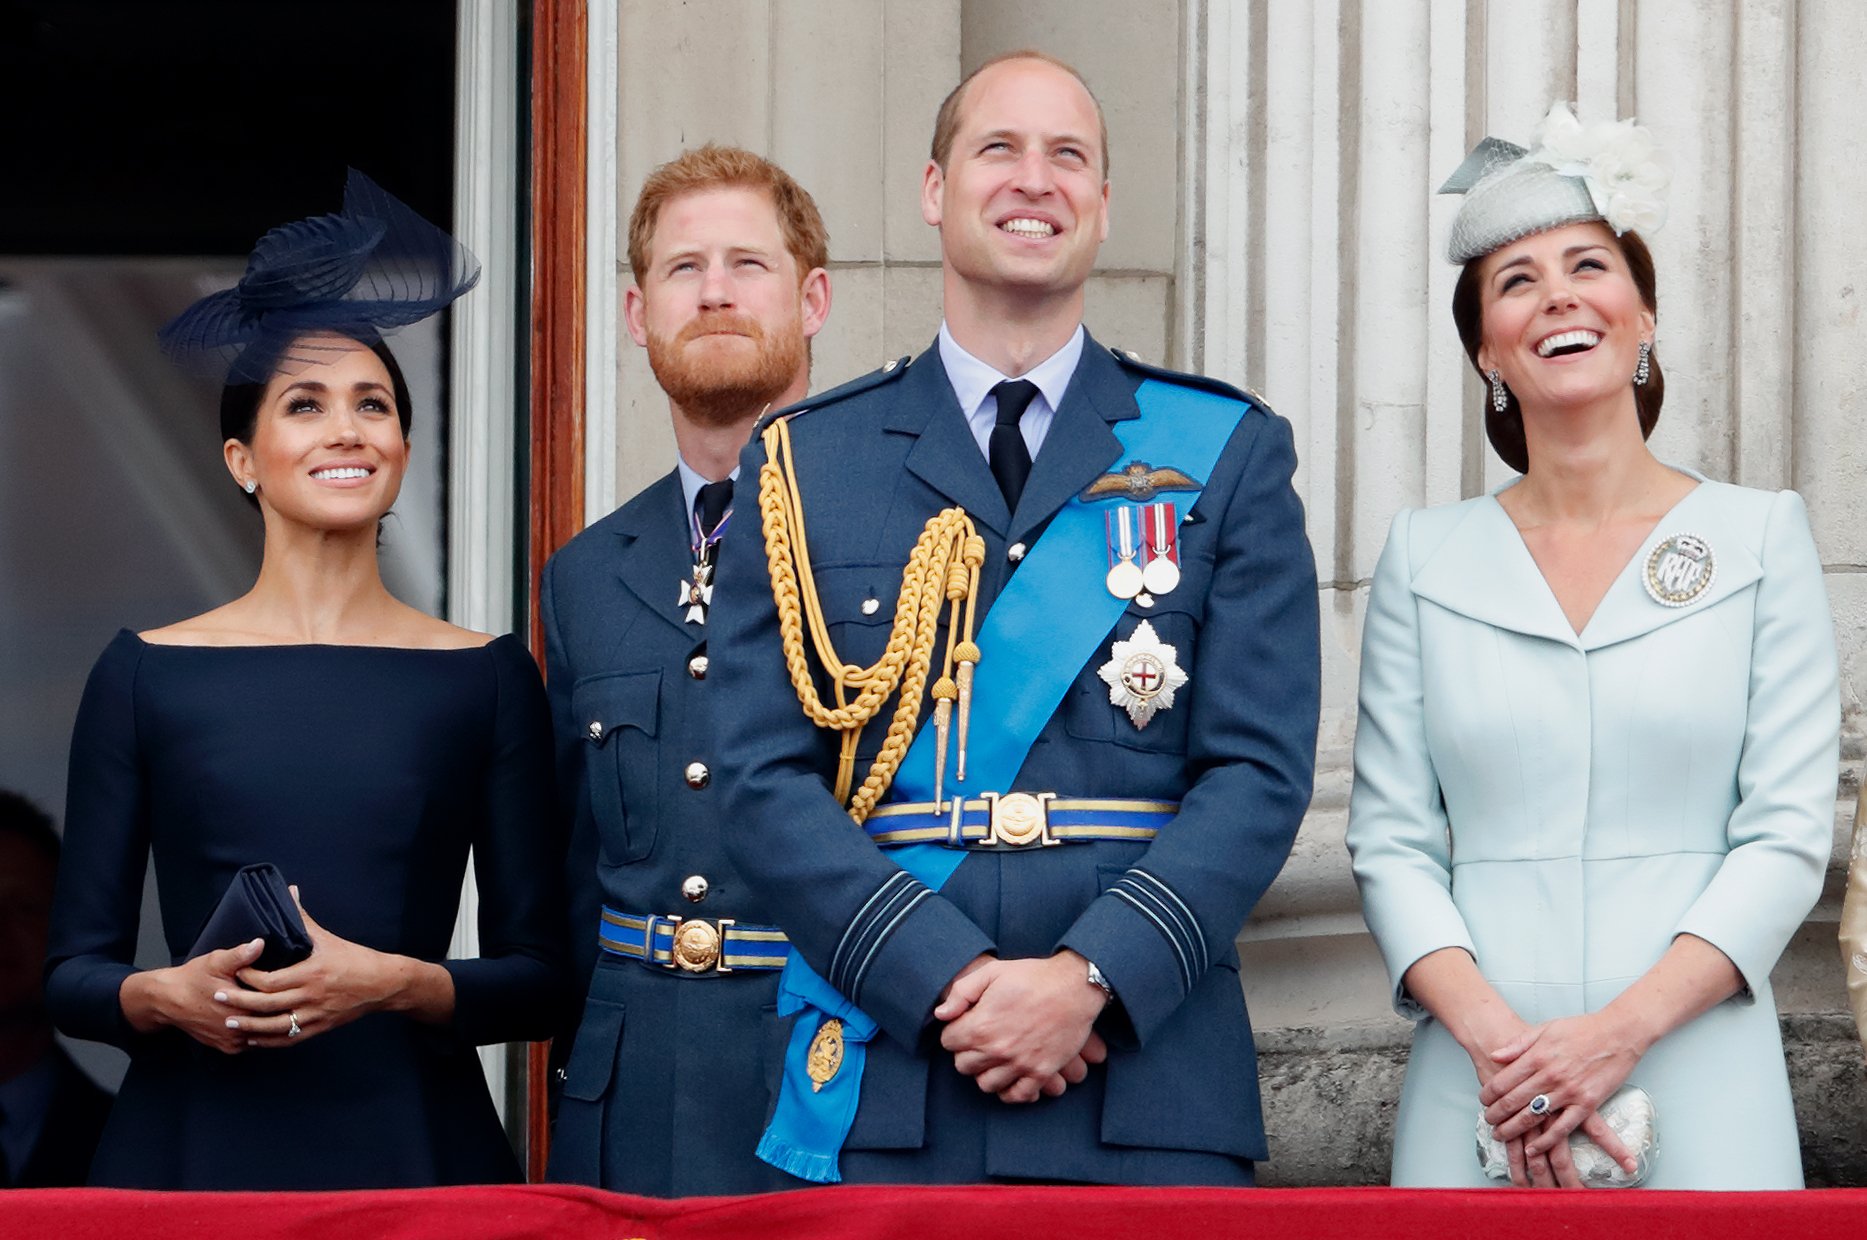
[0,0,457,255]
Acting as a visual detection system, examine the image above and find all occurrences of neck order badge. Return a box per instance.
[756,377,1252,1182]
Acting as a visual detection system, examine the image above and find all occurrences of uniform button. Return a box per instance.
[688,654,709,680]
[1007,542,1027,563]
[861,597,880,615]
[682,874,709,903]
[684,761,711,789]
[587,720,604,741]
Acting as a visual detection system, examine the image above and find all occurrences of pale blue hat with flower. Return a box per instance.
[1440,102,1670,264]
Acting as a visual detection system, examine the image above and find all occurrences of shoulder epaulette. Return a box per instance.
[1105,345,1274,413]
[752,355,916,435]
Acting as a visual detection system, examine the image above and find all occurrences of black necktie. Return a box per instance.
[988,380,1038,511]
[694,478,733,537]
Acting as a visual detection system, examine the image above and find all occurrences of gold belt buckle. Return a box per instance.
[660,916,735,973]
[981,791,1059,849]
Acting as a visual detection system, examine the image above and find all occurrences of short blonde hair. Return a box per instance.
[929,50,1109,177]
[626,144,829,284]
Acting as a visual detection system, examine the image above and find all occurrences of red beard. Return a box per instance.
[646,309,808,427]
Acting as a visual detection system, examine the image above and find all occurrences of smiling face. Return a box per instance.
[921,56,1110,307]
[1475,221,1655,417]
[224,335,409,533]
[625,184,828,426]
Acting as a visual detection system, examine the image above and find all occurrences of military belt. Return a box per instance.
[864,794,1176,850]
[599,906,791,974]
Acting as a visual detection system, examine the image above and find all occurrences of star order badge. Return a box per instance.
[1097,619,1189,730]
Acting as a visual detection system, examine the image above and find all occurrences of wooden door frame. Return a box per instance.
[526,0,587,1181]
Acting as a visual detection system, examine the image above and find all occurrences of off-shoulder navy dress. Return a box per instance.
[45,631,568,1189]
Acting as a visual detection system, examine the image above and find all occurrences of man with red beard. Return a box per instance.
[543,145,831,1195]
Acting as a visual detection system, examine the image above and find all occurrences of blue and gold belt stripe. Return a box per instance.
[863,796,1177,847]
[598,906,791,971]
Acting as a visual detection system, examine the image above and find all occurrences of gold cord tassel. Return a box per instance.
[930,677,957,808]
[952,642,980,782]
[759,414,985,824]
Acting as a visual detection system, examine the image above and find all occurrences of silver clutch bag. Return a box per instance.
[1475,1084,1657,1188]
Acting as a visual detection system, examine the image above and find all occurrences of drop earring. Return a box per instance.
[1634,340,1652,386]
[1488,369,1508,414]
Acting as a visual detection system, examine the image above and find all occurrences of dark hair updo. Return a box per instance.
[1450,228,1665,474]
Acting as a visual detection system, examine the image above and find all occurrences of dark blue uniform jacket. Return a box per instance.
[708,335,1321,1184]
[543,471,793,1196]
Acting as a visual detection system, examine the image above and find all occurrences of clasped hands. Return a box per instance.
[136,889,408,1054]
[933,950,1109,1105]
[1475,1011,1644,1188]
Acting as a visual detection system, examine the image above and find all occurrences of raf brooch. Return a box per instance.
[1097,619,1189,730]
[1643,532,1715,608]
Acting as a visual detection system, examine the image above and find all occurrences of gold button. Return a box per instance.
[682,874,709,903]
[587,720,604,741]
[688,655,709,680]
[684,761,711,789]
[1007,543,1027,563]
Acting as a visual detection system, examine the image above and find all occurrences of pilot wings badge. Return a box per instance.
[1097,619,1189,730]
[1080,460,1202,504]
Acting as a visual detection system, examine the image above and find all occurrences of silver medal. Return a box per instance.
[1105,504,1144,599]
[1642,532,1715,608]
[1141,555,1180,596]
[1106,559,1144,600]
[1140,501,1182,597]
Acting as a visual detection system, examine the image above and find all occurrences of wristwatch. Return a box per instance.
[1085,959,1116,1005]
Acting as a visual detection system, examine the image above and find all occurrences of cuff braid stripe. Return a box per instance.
[1126,867,1207,975]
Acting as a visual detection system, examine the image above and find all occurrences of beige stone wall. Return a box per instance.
[603,0,1188,504]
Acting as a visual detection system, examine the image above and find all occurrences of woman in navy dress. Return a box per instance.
[45,173,568,1189]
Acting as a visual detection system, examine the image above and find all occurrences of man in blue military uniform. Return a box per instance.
[708,51,1320,1185]
[543,146,832,1195]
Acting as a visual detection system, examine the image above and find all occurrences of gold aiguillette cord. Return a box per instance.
[759,414,984,824]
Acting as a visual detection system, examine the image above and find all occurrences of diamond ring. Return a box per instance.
[1528,1093,1551,1116]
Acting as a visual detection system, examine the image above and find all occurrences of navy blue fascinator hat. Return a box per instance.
[158,169,479,384]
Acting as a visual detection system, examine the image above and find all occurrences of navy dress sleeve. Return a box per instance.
[440,634,573,1044]
[45,632,152,1050]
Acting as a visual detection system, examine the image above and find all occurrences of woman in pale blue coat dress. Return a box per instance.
[1346,105,1838,1189]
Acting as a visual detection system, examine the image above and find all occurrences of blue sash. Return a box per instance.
[757,379,1250,1182]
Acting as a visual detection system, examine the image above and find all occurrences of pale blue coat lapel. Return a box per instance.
[1410,471,1766,652]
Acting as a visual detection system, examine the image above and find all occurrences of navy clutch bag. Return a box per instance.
[187,863,314,972]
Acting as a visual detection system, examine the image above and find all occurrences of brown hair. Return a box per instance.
[626,144,829,285]
[1451,228,1664,474]
[929,49,1110,177]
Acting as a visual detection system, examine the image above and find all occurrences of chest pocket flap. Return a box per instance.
[571,670,662,863]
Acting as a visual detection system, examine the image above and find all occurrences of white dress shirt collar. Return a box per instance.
[937,322,1085,461]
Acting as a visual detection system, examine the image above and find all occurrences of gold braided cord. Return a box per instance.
[759,414,983,824]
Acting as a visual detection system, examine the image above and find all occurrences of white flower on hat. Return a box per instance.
[1525,102,1670,236]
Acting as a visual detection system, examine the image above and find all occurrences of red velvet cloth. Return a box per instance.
[6,1184,1867,1239]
